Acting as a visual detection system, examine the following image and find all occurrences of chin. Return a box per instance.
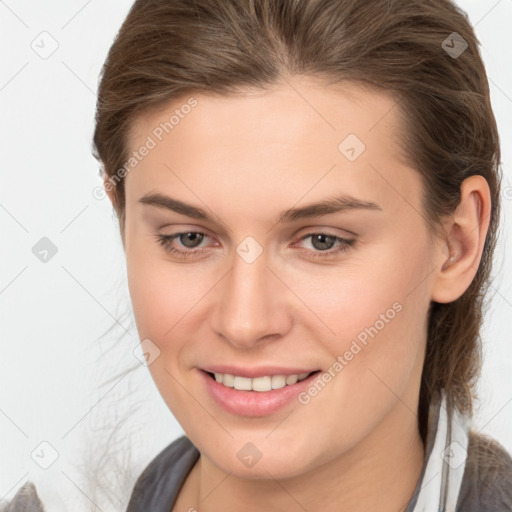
[193,428,332,481]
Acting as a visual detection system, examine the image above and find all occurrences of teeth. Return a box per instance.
[271,375,286,389]
[253,376,272,392]
[285,374,298,385]
[233,376,252,390]
[222,373,234,387]
[212,371,313,392]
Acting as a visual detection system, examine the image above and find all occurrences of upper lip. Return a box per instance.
[200,365,320,378]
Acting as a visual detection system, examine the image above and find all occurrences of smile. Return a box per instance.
[209,371,314,391]
[199,368,322,417]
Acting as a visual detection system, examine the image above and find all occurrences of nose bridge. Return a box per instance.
[212,246,288,348]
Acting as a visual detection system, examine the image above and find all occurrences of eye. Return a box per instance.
[155,231,211,258]
[294,232,356,259]
[154,231,356,260]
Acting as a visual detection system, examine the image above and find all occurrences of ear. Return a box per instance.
[431,175,492,304]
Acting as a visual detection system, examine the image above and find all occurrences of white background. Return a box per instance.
[1,1,511,510]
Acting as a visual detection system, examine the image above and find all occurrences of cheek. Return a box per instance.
[286,240,430,399]
[124,246,211,412]
[125,227,210,340]
[284,244,425,339]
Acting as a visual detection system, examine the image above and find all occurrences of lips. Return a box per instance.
[198,367,322,417]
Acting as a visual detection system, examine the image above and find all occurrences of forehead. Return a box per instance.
[128,77,405,153]
[124,78,418,217]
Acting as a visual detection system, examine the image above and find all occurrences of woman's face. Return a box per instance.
[121,77,442,479]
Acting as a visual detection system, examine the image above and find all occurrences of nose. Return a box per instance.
[210,248,293,349]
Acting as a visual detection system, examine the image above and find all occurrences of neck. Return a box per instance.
[184,401,425,512]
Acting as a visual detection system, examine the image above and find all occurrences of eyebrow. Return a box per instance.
[138,192,382,224]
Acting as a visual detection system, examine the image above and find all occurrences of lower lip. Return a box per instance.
[198,369,320,417]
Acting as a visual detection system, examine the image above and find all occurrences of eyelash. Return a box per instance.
[155,231,356,260]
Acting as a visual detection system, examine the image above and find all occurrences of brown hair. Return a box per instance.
[92,0,502,443]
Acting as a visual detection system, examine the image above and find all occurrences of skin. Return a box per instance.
[105,76,491,512]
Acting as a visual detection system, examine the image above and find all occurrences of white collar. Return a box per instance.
[413,392,471,511]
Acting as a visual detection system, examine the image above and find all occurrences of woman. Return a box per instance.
[5,0,512,511]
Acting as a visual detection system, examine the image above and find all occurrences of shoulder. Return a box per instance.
[126,434,200,512]
[1,437,198,512]
[457,430,512,511]
[0,482,46,512]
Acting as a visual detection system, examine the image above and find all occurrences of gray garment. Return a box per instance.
[3,417,512,511]
[125,394,512,510]
[0,482,45,512]
[125,431,512,511]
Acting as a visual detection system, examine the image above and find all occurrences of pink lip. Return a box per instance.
[200,365,319,379]
[198,368,321,417]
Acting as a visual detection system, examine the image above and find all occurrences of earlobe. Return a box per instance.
[430,175,491,304]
